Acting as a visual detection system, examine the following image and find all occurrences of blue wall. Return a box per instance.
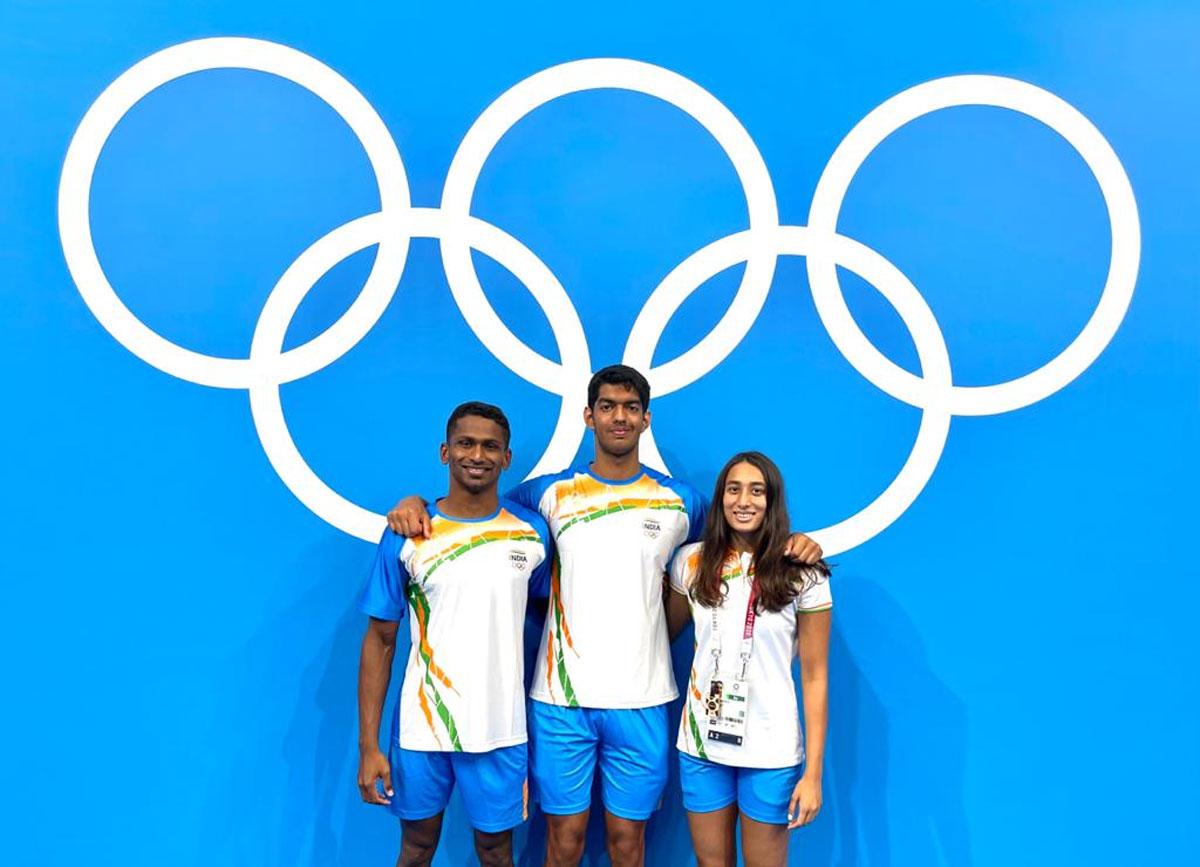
[2,1,1197,864]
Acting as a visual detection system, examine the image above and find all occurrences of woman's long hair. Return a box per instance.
[692,451,830,613]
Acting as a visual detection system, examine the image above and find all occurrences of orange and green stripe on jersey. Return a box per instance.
[417,525,542,584]
[683,657,708,760]
[543,552,580,707]
[552,474,687,538]
[406,583,463,751]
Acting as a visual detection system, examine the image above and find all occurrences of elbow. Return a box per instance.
[370,618,400,650]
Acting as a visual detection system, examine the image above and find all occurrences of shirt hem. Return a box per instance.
[397,733,528,753]
[676,745,804,769]
[529,689,679,709]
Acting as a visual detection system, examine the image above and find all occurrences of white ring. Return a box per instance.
[626,226,952,556]
[248,207,587,541]
[441,58,780,400]
[60,46,1140,554]
[807,74,1140,415]
[58,37,411,389]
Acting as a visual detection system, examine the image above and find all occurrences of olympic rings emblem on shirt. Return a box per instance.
[58,37,1140,555]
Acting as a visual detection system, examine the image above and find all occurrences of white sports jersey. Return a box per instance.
[358,500,551,752]
[669,542,832,769]
[509,465,707,709]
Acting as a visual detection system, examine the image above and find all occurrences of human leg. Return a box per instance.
[529,701,600,866]
[397,814,444,867]
[602,810,647,867]
[739,813,788,867]
[678,752,739,867]
[736,764,802,867]
[472,828,514,867]
[544,811,590,867]
[389,744,454,866]
[594,706,670,866]
[455,744,528,833]
[684,804,738,867]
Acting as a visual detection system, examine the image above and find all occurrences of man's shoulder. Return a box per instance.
[640,465,705,502]
[512,466,582,497]
[498,498,551,540]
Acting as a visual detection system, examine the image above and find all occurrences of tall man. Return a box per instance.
[388,366,821,866]
[358,401,552,867]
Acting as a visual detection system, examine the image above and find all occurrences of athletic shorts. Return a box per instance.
[528,701,670,821]
[388,741,528,833]
[677,751,802,826]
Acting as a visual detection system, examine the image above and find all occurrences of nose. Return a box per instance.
[469,443,486,461]
[736,487,753,507]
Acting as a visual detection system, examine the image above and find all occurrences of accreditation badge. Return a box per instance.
[706,676,751,745]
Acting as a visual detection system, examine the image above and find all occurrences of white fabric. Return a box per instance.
[670,542,832,768]
[397,507,548,751]
[527,468,703,708]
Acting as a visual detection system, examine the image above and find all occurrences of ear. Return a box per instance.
[641,409,651,431]
[501,447,512,470]
[583,405,595,431]
[439,443,449,464]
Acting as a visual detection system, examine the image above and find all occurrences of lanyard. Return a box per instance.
[710,552,759,679]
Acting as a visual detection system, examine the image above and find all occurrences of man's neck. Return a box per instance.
[590,449,641,481]
[438,486,500,520]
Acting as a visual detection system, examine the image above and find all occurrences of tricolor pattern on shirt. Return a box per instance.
[358,500,550,752]
[508,465,706,709]
[669,542,833,769]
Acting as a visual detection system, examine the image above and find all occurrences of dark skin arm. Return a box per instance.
[665,580,691,642]
[357,616,399,805]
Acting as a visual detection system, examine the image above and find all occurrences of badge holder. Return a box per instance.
[705,556,757,747]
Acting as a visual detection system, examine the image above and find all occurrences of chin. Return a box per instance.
[601,437,639,457]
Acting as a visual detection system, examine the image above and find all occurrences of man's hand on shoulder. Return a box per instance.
[387,495,431,538]
[785,532,823,565]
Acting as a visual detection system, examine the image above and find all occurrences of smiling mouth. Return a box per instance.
[731,511,757,522]
[464,466,491,477]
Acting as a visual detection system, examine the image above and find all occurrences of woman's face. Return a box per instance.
[722,461,768,537]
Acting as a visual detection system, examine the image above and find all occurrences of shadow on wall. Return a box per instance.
[195,538,971,865]
[797,574,973,867]
[197,533,394,865]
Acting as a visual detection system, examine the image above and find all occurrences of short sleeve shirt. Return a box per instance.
[507,464,707,708]
[357,499,551,752]
[669,542,832,769]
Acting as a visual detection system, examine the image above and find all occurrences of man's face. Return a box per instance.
[584,383,650,459]
[441,415,511,494]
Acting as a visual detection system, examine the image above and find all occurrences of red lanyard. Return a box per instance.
[710,553,759,678]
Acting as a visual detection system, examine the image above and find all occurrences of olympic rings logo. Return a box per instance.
[58,37,1140,555]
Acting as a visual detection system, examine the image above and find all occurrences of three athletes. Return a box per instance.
[359,366,824,867]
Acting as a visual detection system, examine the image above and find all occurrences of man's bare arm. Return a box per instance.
[357,617,399,805]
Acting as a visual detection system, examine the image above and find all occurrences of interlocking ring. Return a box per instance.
[59,37,1140,553]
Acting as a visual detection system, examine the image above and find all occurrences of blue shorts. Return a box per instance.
[528,701,670,821]
[677,752,802,826]
[388,741,528,833]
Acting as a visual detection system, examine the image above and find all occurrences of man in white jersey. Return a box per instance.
[387,366,822,866]
[357,401,552,867]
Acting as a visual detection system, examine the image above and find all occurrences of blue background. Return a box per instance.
[2,1,1197,864]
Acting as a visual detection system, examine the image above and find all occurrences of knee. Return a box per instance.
[547,820,587,862]
[398,831,439,867]
[473,830,513,867]
[606,824,645,863]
